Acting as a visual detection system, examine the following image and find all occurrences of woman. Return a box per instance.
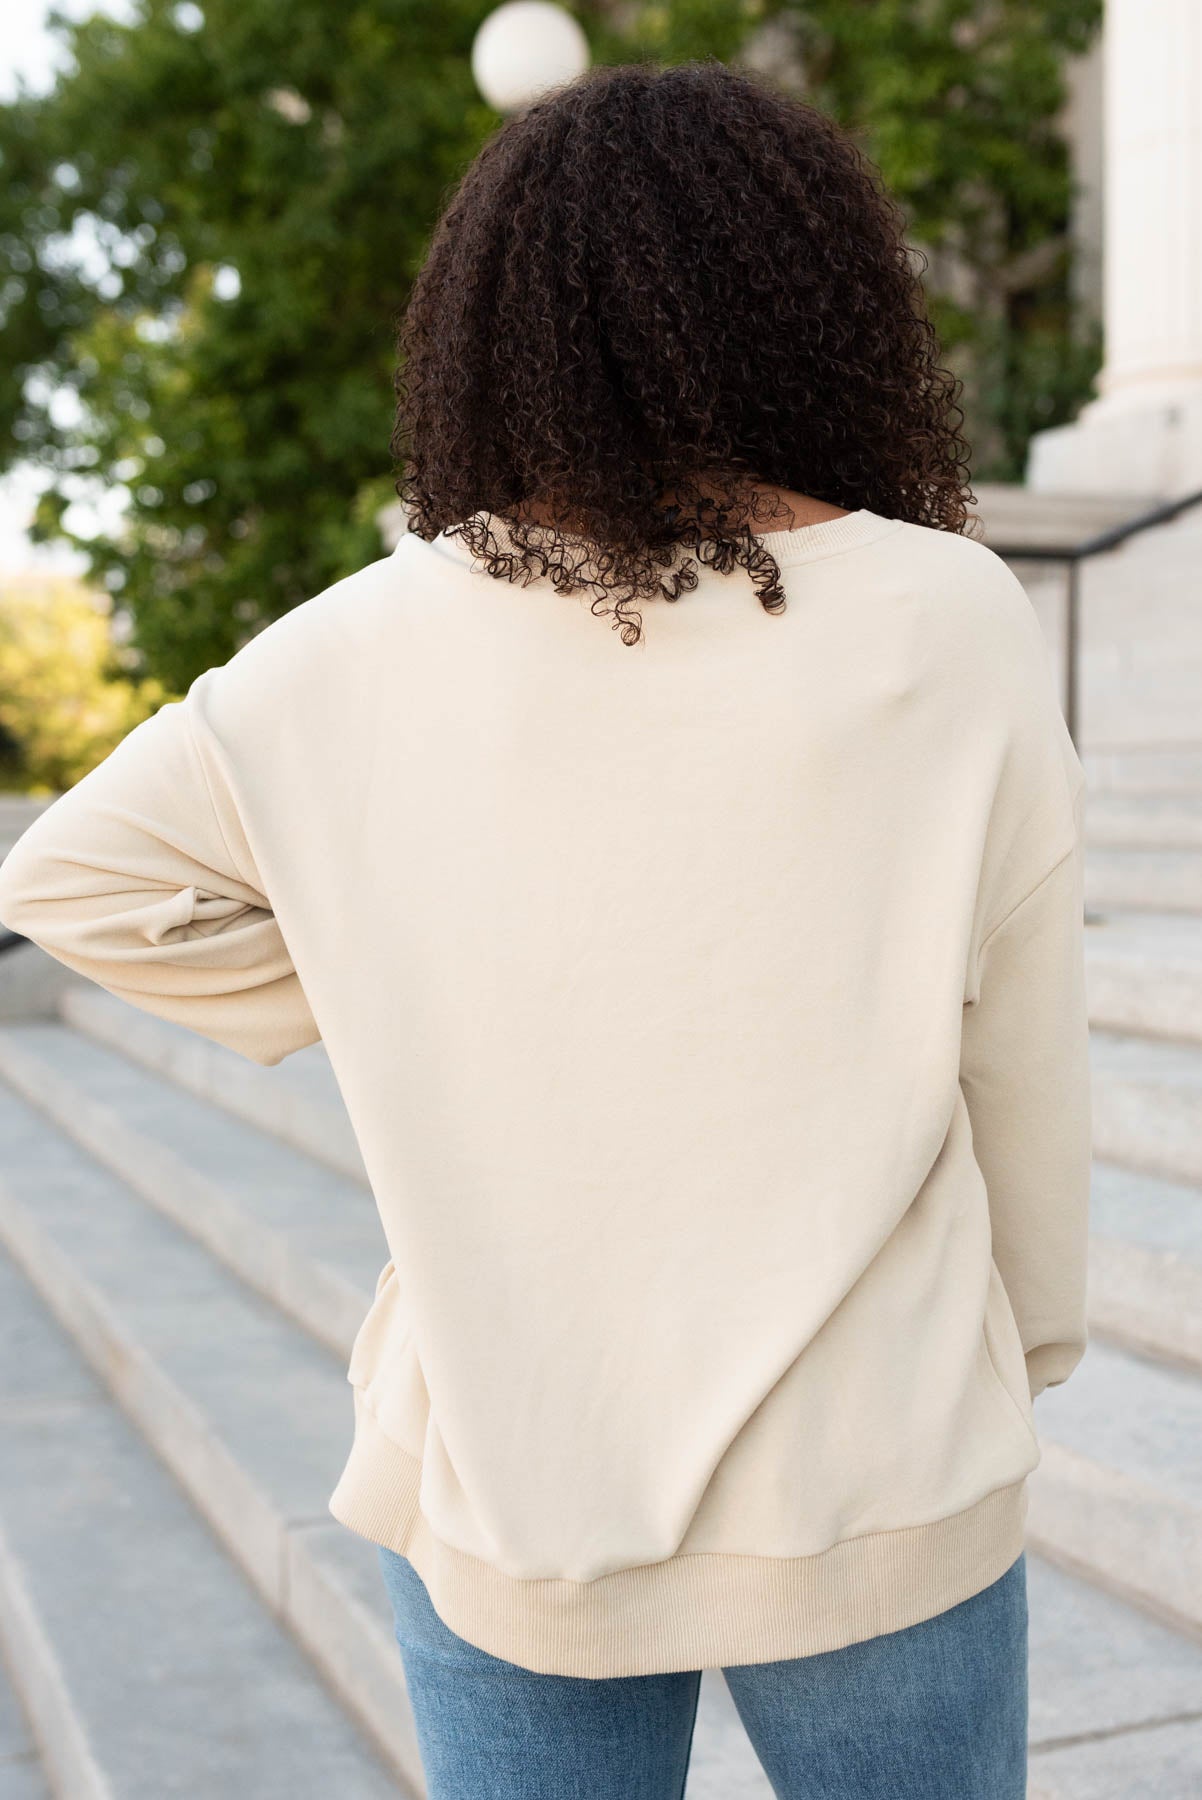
[0,56,1089,1800]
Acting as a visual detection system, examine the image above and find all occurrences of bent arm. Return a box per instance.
[0,673,320,1067]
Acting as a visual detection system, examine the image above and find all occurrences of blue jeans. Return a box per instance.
[377,1546,1028,1798]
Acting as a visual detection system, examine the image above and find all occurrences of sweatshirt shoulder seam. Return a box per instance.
[976,833,1077,958]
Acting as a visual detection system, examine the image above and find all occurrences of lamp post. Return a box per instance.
[471,2,591,115]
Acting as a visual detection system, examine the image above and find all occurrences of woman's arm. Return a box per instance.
[0,669,320,1067]
[959,777,1092,1400]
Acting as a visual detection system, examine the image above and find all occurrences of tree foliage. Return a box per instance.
[1,0,495,687]
[0,0,1101,689]
[0,573,167,790]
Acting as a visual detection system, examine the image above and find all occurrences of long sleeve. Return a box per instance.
[959,775,1092,1401]
[0,668,320,1067]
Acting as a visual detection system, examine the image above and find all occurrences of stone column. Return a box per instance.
[1028,0,1202,496]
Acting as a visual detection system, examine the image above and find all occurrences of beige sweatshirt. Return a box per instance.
[0,506,1091,1678]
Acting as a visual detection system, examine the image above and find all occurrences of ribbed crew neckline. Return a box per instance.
[416,506,901,574]
[749,508,899,565]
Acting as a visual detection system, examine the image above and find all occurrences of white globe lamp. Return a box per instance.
[471,2,591,115]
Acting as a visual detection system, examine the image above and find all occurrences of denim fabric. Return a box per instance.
[377,1546,1028,1799]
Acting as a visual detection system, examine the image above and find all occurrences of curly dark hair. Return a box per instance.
[391,56,977,646]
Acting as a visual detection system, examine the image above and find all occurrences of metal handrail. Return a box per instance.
[996,487,1202,749]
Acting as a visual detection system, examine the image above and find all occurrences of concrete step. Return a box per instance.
[0,1018,385,1360]
[0,937,79,1028]
[1086,791,1202,850]
[1026,1551,1202,1800]
[0,1079,425,1793]
[1083,747,1202,797]
[0,800,53,866]
[684,1673,776,1798]
[1031,1717,1202,1800]
[1084,911,1202,1045]
[0,1243,401,1800]
[1085,845,1202,913]
[1027,1336,1202,1643]
[1088,1162,1202,1373]
[1090,1029,1202,1186]
[58,983,367,1182]
[0,1646,48,1800]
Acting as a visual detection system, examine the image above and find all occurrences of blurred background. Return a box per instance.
[0,3,1200,1797]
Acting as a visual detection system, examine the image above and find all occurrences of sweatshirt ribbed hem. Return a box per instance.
[328,1386,1030,1679]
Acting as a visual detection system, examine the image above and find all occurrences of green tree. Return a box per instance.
[0,573,169,791]
[1,0,498,688]
[1,0,1101,693]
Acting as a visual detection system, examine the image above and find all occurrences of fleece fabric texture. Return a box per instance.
[0,505,1092,1677]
